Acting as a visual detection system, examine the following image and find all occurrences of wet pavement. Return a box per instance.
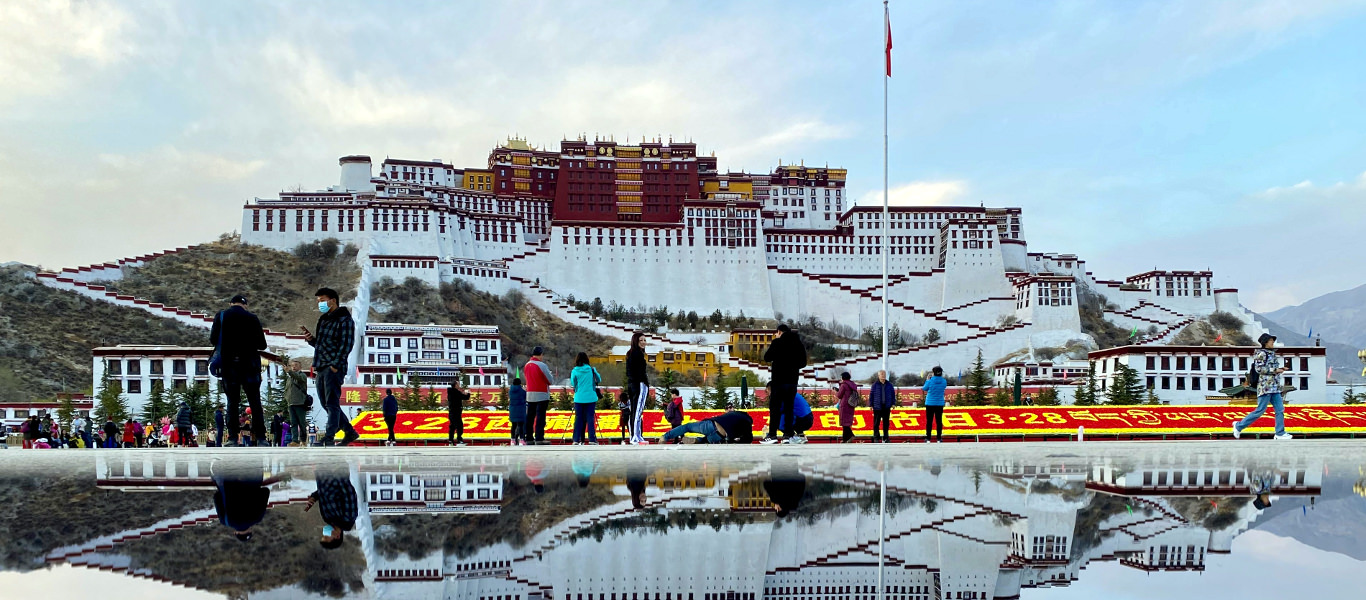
[0,442,1362,599]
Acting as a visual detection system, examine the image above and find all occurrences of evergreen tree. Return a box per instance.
[365,379,382,412]
[263,369,288,417]
[143,381,171,423]
[94,364,129,424]
[399,375,425,411]
[964,350,991,406]
[990,388,1013,406]
[925,328,941,344]
[552,387,574,411]
[1036,387,1061,406]
[56,395,76,432]
[655,368,679,410]
[468,390,484,410]
[497,383,510,410]
[182,383,212,428]
[1105,363,1145,405]
[1074,363,1099,406]
[1144,388,1162,405]
[703,373,733,410]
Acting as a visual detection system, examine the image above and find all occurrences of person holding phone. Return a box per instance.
[302,288,359,446]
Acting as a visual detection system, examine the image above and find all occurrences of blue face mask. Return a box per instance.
[318,301,331,314]
[322,524,335,537]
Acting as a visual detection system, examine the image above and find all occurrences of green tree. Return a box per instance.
[496,382,510,410]
[552,387,574,411]
[709,309,723,327]
[990,388,1013,406]
[1342,384,1363,405]
[365,379,382,412]
[263,369,288,417]
[56,394,76,432]
[963,350,992,406]
[181,383,212,429]
[1074,363,1099,406]
[399,375,425,411]
[1036,387,1061,406]
[686,311,699,330]
[142,381,171,422]
[1144,388,1162,405]
[925,328,941,344]
[1105,363,1145,406]
[94,364,129,424]
[703,373,733,410]
[655,368,679,410]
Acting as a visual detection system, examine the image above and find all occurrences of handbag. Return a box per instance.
[850,387,864,408]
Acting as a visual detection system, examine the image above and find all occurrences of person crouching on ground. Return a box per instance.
[661,407,755,444]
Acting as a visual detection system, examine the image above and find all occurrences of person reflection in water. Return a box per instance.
[763,460,807,518]
[627,464,649,510]
[306,461,358,550]
[212,461,290,542]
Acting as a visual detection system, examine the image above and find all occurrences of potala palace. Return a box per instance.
[234,136,1267,385]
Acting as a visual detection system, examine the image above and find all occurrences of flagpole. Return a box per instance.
[881,0,890,378]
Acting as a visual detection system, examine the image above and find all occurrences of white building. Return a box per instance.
[91,345,285,417]
[360,323,507,388]
[992,358,1091,387]
[1086,344,1328,404]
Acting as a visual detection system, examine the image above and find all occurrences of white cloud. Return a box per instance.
[0,0,133,104]
[859,180,969,207]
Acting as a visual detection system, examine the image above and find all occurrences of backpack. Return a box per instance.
[1246,349,1268,389]
[664,400,680,422]
[849,387,863,408]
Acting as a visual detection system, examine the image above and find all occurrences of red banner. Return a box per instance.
[347,405,1366,440]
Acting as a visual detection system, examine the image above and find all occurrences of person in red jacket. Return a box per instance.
[664,389,685,431]
[523,347,554,444]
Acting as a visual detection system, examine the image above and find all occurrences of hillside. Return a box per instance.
[99,234,362,335]
[369,276,616,377]
[0,265,207,402]
[1266,283,1366,348]
[1253,314,1360,377]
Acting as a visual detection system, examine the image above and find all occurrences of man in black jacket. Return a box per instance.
[661,409,754,444]
[210,294,267,447]
[762,324,807,444]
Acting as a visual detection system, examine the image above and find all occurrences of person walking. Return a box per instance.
[270,411,284,447]
[508,377,527,446]
[1233,333,1293,440]
[625,332,650,445]
[570,352,601,445]
[835,372,858,443]
[762,324,807,444]
[283,361,309,447]
[175,401,194,447]
[210,294,268,447]
[664,388,685,432]
[869,370,896,443]
[662,408,755,444]
[522,347,554,445]
[213,406,225,447]
[381,389,399,446]
[302,287,359,447]
[921,366,948,443]
[447,378,469,446]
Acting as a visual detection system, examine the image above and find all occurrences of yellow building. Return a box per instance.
[701,173,755,199]
[727,329,777,362]
[463,168,494,192]
[590,346,716,376]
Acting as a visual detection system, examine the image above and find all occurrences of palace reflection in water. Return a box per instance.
[2,445,1361,599]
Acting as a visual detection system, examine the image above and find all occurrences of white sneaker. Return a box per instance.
[792,435,808,444]
[1231,423,1241,439]
[760,437,780,445]
[1274,433,1293,441]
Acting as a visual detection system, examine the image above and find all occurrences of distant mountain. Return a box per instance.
[1265,283,1366,348]
[1250,475,1366,561]
[1252,314,1360,379]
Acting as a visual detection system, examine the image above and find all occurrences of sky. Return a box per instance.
[2,0,1365,313]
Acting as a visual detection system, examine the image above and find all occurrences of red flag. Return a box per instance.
[1214,333,1223,342]
[885,9,893,77]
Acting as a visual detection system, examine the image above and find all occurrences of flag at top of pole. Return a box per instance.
[885,3,893,77]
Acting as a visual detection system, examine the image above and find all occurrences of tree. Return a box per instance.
[925,328,941,344]
[1105,363,1145,406]
[399,375,425,411]
[991,388,1013,406]
[655,368,679,410]
[702,372,733,410]
[1144,388,1162,405]
[263,369,288,417]
[1074,363,1099,406]
[56,395,76,432]
[963,350,991,406]
[1036,387,1061,406]
[552,387,574,411]
[590,297,604,317]
[143,381,172,422]
[94,364,130,424]
[365,378,382,412]
[496,382,510,410]
[709,309,723,327]
[1343,385,1363,405]
[686,311,699,330]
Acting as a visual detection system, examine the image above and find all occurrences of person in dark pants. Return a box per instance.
[381,389,399,446]
[283,361,309,447]
[212,461,289,541]
[869,370,896,443]
[307,460,358,550]
[102,417,119,448]
[447,378,469,446]
[624,332,650,445]
[617,391,633,444]
[835,372,858,443]
[175,401,194,447]
[920,366,948,443]
[213,407,225,447]
[211,295,267,447]
[270,411,284,447]
[522,347,554,444]
[508,378,527,445]
[661,409,755,444]
[569,352,601,445]
[762,324,807,444]
[302,287,358,447]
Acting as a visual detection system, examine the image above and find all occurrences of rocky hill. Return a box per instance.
[1253,314,1360,377]
[99,234,362,335]
[0,265,207,402]
[1265,283,1366,348]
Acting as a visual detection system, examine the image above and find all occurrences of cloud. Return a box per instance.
[0,0,133,104]
[859,180,969,207]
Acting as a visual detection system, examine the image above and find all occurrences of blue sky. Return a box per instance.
[2,0,1364,312]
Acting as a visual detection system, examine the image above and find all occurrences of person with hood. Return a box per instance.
[762,324,807,444]
[625,332,651,445]
[868,370,897,443]
[522,347,554,445]
[661,408,755,444]
[302,287,359,446]
[447,377,469,446]
[921,366,949,443]
[1233,333,1292,440]
[381,388,399,446]
[283,361,309,447]
[835,372,859,443]
[175,401,194,447]
[570,352,602,445]
[210,294,268,447]
[663,388,685,431]
[508,377,527,446]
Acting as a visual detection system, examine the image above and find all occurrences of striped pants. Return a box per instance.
[631,382,649,443]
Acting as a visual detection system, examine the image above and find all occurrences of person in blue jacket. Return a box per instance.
[868,371,897,443]
[508,378,528,446]
[921,366,948,443]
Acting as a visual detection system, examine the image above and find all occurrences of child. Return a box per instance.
[508,377,527,446]
[664,389,685,430]
[618,391,633,444]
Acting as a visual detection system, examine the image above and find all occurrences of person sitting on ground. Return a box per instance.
[661,408,755,444]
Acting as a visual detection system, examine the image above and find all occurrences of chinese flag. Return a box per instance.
[885,11,893,77]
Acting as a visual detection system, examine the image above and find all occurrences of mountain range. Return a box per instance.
[1266,283,1366,348]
